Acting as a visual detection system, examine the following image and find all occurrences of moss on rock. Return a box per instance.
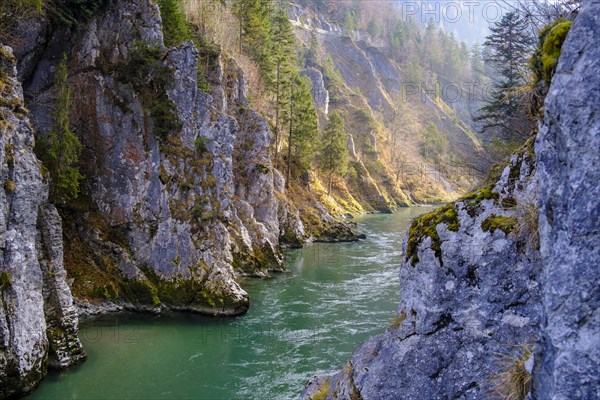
[481,214,518,235]
[406,203,460,267]
[461,186,499,218]
[119,277,160,306]
[0,271,12,290]
[541,21,573,82]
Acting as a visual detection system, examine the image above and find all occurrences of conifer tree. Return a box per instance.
[319,112,348,195]
[233,0,274,84]
[470,42,484,82]
[270,3,297,167]
[284,74,318,186]
[477,11,534,136]
[306,29,319,67]
[156,0,189,46]
[44,53,82,202]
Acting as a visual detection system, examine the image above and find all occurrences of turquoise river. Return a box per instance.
[28,207,430,400]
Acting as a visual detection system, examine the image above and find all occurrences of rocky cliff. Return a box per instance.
[534,2,600,396]
[300,1,599,398]
[12,0,318,316]
[0,46,84,398]
[0,0,359,395]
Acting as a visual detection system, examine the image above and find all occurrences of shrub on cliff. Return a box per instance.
[116,42,182,139]
[156,0,190,46]
[36,53,82,202]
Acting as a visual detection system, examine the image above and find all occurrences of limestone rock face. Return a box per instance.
[0,46,84,398]
[300,68,329,115]
[534,1,600,397]
[301,142,542,400]
[20,0,306,315]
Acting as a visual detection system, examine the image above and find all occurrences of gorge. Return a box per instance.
[0,0,598,399]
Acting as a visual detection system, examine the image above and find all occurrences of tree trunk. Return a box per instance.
[274,61,280,168]
[286,85,294,189]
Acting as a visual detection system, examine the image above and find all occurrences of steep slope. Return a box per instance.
[291,5,488,208]
[300,2,599,398]
[0,46,84,398]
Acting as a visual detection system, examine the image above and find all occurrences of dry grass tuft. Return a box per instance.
[390,310,407,329]
[310,378,330,400]
[516,200,540,251]
[490,344,533,400]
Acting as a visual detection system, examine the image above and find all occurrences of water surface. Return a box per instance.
[29,207,430,400]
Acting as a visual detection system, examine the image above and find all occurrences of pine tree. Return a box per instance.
[270,3,297,167]
[319,111,348,195]
[43,53,83,202]
[477,11,534,137]
[443,33,462,80]
[422,18,442,71]
[284,74,318,186]
[470,42,484,82]
[233,0,274,84]
[306,29,319,67]
[389,20,407,55]
[343,11,358,37]
[156,0,189,46]
[367,18,380,39]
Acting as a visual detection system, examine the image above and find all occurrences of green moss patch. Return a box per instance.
[460,186,499,218]
[481,214,518,235]
[405,203,460,267]
[0,271,11,290]
[531,19,573,84]
[141,264,225,310]
[119,278,160,306]
[541,21,572,82]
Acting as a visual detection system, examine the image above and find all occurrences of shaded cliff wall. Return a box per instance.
[0,46,84,399]
[16,0,310,315]
[534,1,600,396]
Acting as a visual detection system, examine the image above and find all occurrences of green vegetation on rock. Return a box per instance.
[541,21,573,83]
[156,0,190,47]
[481,214,518,235]
[36,53,83,202]
[0,271,11,290]
[406,203,459,267]
[460,186,499,218]
[116,42,182,139]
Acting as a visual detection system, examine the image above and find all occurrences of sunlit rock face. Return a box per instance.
[301,68,329,115]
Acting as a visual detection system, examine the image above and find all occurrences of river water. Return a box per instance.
[29,207,430,400]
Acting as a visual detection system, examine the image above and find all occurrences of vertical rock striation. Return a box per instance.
[534,1,600,397]
[0,46,84,398]
[300,68,329,115]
